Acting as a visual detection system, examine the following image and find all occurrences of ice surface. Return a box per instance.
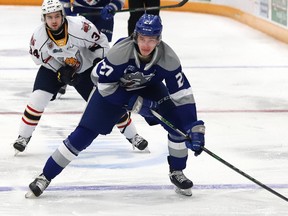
[1,6,288,216]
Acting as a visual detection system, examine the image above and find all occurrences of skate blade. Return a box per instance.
[142,147,150,153]
[56,93,63,99]
[14,149,20,156]
[132,146,151,153]
[174,187,192,196]
[25,190,37,198]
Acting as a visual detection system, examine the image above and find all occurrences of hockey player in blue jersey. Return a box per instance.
[25,14,205,198]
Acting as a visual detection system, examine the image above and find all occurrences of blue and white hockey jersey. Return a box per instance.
[92,37,198,130]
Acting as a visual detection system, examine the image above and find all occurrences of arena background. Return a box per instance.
[0,0,287,43]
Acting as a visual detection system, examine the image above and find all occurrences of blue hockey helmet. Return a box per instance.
[134,14,163,38]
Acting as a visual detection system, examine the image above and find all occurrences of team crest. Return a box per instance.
[65,57,80,68]
[120,66,155,89]
[82,22,91,33]
[47,41,54,49]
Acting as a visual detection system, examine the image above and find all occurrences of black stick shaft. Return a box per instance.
[150,110,288,202]
[80,0,189,16]
[202,147,288,202]
[117,0,189,13]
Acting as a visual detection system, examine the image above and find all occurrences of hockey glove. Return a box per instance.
[57,65,79,86]
[100,4,116,20]
[185,120,205,156]
[127,95,158,118]
[93,58,103,67]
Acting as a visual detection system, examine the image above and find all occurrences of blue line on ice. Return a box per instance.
[1,184,288,192]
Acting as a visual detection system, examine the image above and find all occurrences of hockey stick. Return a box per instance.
[117,0,189,13]
[80,0,189,16]
[150,110,288,202]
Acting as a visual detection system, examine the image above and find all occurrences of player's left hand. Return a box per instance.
[185,120,205,156]
[57,65,79,86]
[126,95,158,118]
[101,4,116,20]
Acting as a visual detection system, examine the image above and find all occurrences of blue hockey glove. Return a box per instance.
[100,4,116,20]
[185,120,205,156]
[127,95,158,118]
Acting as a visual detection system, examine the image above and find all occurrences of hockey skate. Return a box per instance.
[25,173,50,198]
[128,134,149,152]
[169,170,193,196]
[13,135,31,156]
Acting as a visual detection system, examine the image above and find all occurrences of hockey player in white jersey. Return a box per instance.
[60,0,125,42]
[25,14,205,198]
[12,0,148,155]
[57,0,125,95]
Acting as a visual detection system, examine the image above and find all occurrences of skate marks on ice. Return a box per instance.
[1,6,288,215]
[1,184,288,215]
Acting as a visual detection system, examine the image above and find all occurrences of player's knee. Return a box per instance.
[65,126,98,153]
[116,112,131,126]
[29,89,53,110]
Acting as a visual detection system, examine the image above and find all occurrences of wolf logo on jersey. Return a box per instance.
[120,68,155,90]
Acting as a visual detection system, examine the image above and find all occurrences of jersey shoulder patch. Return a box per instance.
[158,41,181,71]
[67,16,92,36]
[30,24,48,49]
[107,38,134,66]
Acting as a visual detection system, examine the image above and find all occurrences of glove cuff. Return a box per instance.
[109,3,118,11]
[110,0,124,10]
[192,124,205,134]
[191,120,205,134]
[129,96,143,114]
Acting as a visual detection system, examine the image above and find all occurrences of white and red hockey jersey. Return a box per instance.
[29,15,110,73]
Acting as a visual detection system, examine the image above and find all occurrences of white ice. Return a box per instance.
[1,5,288,216]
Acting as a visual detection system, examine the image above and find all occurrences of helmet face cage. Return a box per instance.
[134,14,163,41]
[41,0,65,22]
